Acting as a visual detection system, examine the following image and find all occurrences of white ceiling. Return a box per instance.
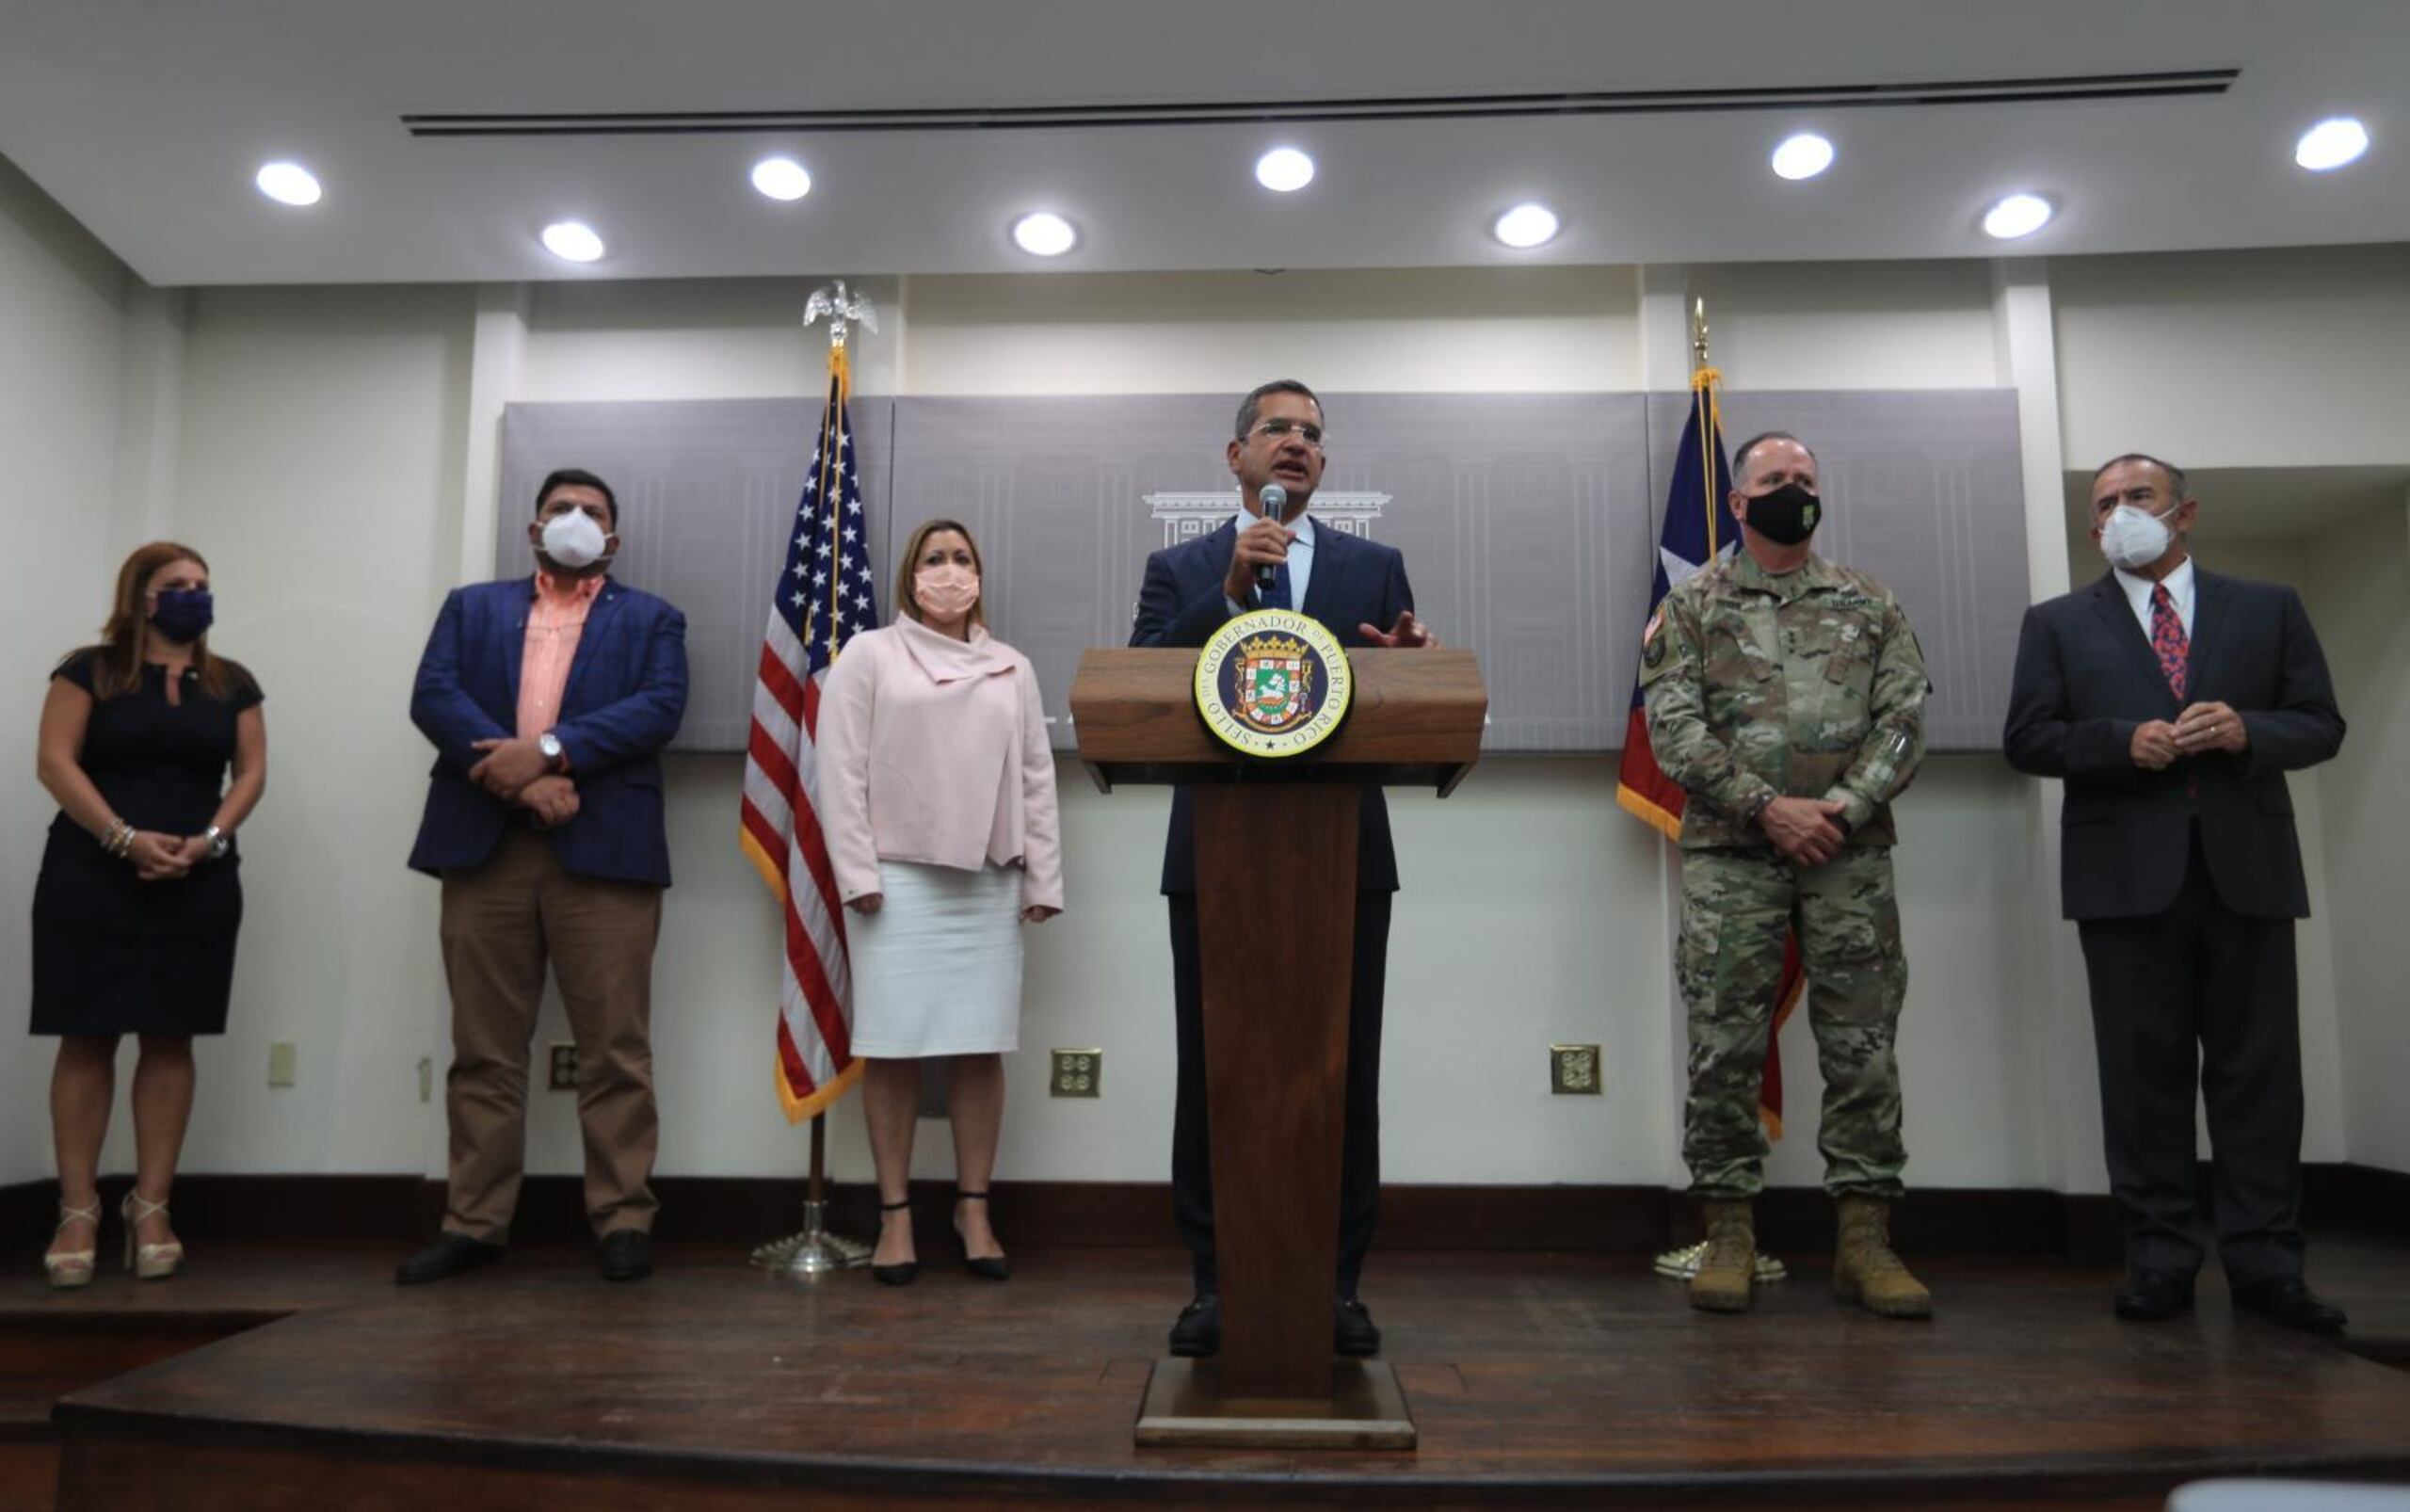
[0,0,2403,286]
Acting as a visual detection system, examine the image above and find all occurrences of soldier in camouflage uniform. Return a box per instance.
[1639,431,1934,1319]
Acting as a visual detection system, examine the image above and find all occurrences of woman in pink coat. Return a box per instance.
[815,519,1064,1285]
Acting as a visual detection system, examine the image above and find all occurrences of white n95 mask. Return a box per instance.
[2098,504,2177,571]
[539,509,610,570]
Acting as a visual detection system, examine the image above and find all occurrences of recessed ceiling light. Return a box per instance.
[1011,211,1078,257]
[1770,133,1835,181]
[1255,147,1315,192]
[2294,116,2370,171]
[540,220,606,263]
[1981,192,2053,240]
[1491,202,1561,249]
[254,161,322,206]
[751,156,812,201]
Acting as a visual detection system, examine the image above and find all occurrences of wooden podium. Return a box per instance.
[1068,646,1486,1450]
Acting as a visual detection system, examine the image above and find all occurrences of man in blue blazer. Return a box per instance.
[2005,454,2346,1332]
[398,468,689,1285]
[1131,380,1438,1359]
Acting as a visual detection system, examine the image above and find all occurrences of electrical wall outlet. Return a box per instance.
[1550,1043,1601,1095]
[267,1040,297,1086]
[1050,1048,1101,1098]
[547,1042,579,1090]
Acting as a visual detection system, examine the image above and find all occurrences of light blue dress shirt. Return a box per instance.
[1222,505,1316,615]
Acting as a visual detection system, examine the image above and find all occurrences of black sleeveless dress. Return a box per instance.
[29,650,262,1037]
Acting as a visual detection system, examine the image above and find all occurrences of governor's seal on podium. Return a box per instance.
[1194,608,1353,759]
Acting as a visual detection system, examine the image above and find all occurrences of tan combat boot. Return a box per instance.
[1833,1195,1933,1319]
[1688,1199,1756,1313]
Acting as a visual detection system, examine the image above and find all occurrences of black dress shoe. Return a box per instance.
[598,1229,653,1282]
[1168,1295,1221,1357]
[1334,1297,1382,1358]
[2232,1275,2348,1334]
[2113,1270,2195,1321]
[395,1231,505,1285]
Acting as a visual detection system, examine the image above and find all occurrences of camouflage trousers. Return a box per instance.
[1678,844,1908,1200]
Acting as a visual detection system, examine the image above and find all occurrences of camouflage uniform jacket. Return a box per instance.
[1639,548,1927,851]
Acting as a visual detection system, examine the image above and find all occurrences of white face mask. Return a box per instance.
[539,509,611,570]
[2098,502,2178,571]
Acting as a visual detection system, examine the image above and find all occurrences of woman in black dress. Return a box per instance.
[33,541,265,1286]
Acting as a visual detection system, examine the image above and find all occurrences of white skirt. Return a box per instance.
[848,861,1025,1058]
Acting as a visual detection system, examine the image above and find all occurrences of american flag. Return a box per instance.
[1619,370,1806,1138]
[740,356,877,1122]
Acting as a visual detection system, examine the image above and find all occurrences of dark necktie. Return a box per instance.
[2150,584,2188,700]
[1258,558,1293,612]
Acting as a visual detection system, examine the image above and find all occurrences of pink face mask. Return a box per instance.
[914,566,980,621]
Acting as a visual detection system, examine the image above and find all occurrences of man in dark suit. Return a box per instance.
[397,467,689,1285]
[2004,453,2346,1332]
[1130,379,1437,1359]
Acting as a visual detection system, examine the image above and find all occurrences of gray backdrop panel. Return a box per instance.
[1656,390,2030,751]
[497,390,2024,755]
[498,396,895,750]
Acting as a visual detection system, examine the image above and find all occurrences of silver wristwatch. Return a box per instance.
[203,825,230,861]
[538,731,566,771]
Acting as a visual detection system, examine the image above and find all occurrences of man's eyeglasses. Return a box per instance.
[1247,417,1326,448]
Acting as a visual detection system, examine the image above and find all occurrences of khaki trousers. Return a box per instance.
[439,828,663,1242]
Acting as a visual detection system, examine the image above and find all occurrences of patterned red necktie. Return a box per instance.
[2150,584,2188,700]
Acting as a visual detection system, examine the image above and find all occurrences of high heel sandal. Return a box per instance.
[870,1198,918,1286]
[121,1190,184,1280]
[43,1199,102,1289]
[954,1190,1010,1282]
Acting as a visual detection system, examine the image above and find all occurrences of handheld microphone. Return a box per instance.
[1254,483,1288,595]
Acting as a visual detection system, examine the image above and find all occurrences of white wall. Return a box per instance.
[1685,261,2004,391]
[14,236,2407,1200]
[2306,501,2410,1173]
[900,267,1640,394]
[153,285,474,1176]
[2054,245,2410,472]
[0,156,132,1186]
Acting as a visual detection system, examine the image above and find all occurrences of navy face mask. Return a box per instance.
[152,589,215,644]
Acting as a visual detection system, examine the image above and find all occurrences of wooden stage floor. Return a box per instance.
[16,1236,2410,1509]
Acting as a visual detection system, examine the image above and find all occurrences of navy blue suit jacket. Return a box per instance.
[2002,568,2342,921]
[408,577,690,886]
[1129,518,1415,895]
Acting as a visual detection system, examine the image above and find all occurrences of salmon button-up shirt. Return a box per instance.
[517,571,607,744]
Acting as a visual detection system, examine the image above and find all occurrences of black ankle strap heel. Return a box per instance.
[871,1198,918,1286]
[954,1191,1009,1282]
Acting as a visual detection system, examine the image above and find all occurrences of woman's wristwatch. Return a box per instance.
[202,825,231,861]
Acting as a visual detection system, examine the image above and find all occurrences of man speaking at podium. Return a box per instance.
[1130,379,1437,1361]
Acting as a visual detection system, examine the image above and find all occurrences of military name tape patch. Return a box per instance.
[1194,608,1353,759]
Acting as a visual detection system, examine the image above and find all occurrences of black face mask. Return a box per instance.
[1743,482,1821,545]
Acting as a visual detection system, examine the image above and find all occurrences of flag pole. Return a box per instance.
[752,282,881,1282]
[1648,297,1788,1288]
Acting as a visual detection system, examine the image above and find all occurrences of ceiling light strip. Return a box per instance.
[399,69,2239,137]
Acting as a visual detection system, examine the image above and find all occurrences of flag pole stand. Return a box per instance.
[751,1114,872,1279]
